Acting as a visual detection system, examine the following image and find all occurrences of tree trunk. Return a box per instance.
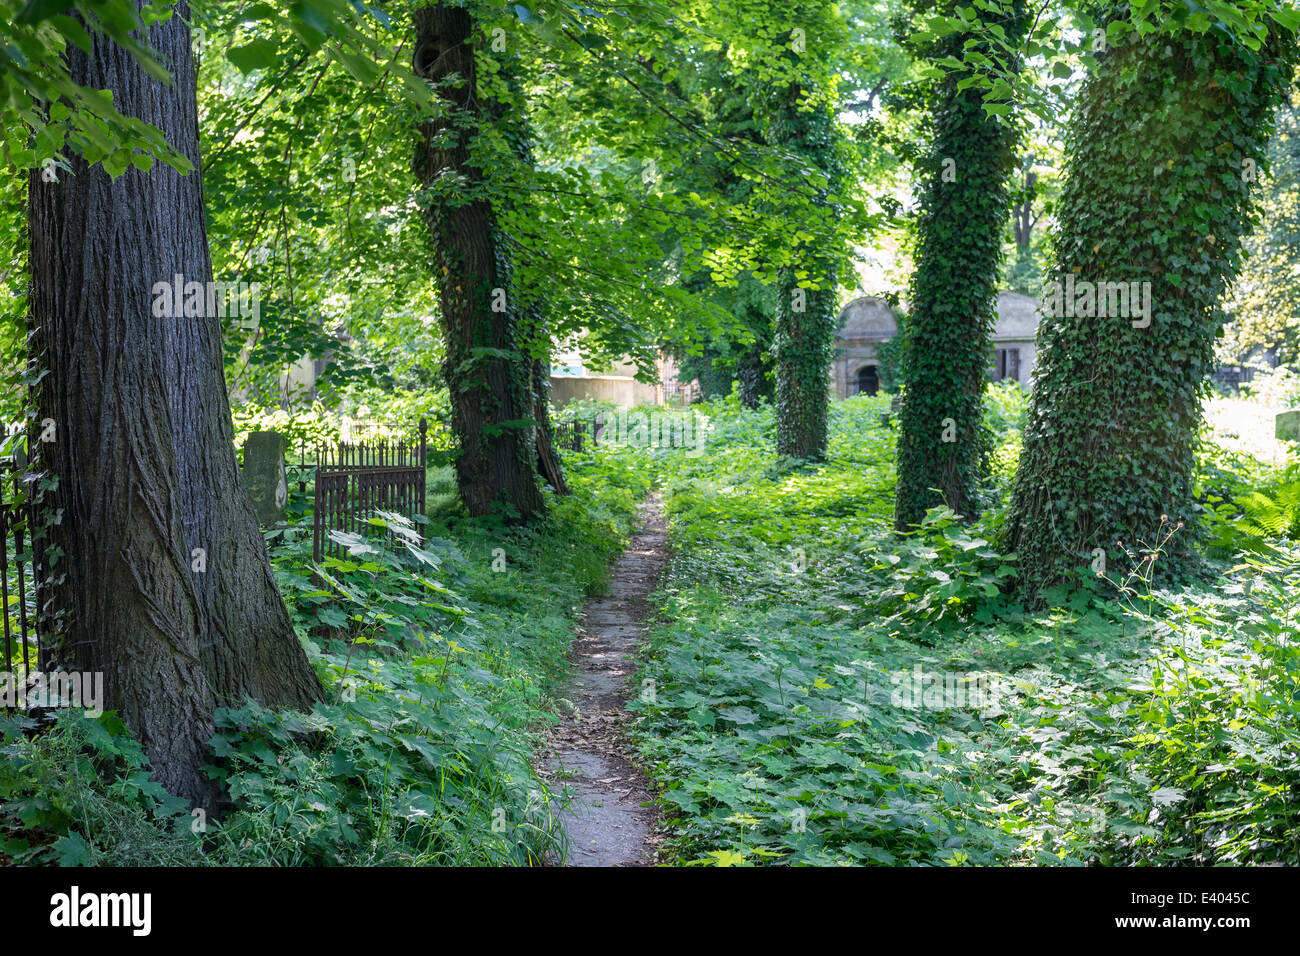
[412,4,545,521]
[27,2,322,803]
[531,355,569,495]
[737,343,768,409]
[773,279,836,458]
[1006,23,1295,597]
[771,84,841,461]
[893,2,1027,531]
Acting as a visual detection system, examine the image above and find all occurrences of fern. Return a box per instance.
[1237,479,1300,540]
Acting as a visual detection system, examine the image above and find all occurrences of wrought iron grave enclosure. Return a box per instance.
[298,420,429,564]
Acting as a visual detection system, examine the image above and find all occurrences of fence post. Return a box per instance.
[12,447,31,677]
[418,418,428,521]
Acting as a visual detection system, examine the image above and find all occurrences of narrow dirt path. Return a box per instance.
[540,493,668,866]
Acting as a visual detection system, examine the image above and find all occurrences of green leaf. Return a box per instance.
[16,0,72,25]
[227,39,281,73]
[53,832,91,866]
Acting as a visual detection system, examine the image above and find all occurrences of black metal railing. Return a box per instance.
[555,416,604,452]
[299,420,429,564]
[1,448,42,682]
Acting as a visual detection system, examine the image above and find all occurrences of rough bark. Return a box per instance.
[27,2,321,803]
[531,355,569,495]
[412,4,546,521]
[737,343,769,409]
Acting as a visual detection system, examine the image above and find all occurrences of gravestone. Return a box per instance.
[242,431,288,525]
[880,394,902,428]
[1277,409,1300,443]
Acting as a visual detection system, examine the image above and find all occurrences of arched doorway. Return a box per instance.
[855,365,879,397]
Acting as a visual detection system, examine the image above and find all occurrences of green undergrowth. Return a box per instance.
[631,394,1300,866]
[0,442,652,866]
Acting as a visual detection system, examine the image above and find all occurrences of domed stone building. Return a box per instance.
[831,290,1042,398]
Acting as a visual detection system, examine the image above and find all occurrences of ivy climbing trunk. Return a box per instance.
[1006,23,1296,597]
[893,1,1027,530]
[27,2,322,804]
[771,84,843,461]
[496,59,570,501]
[413,4,545,520]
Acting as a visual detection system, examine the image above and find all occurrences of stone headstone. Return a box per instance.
[242,431,288,525]
[1277,409,1300,443]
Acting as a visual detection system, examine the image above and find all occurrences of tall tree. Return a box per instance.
[1006,15,1297,596]
[893,0,1028,529]
[27,2,322,802]
[413,4,546,520]
[764,17,850,461]
[493,63,570,498]
[771,87,844,459]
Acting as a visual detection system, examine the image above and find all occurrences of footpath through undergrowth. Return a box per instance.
[0,448,655,866]
[4,392,1295,868]
[541,494,668,866]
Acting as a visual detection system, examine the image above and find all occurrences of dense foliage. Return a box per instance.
[633,395,1300,865]
[1,449,649,864]
[1,0,1299,873]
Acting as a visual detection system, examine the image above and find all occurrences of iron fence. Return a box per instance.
[1,449,41,680]
[556,416,604,452]
[296,420,429,564]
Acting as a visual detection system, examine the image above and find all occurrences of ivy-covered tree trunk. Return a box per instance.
[495,59,570,500]
[27,3,322,803]
[1006,24,1295,596]
[771,87,842,460]
[413,4,545,520]
[773,275,836,458]
[893,2,1027,530]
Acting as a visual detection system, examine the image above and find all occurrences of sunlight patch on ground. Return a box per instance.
[1204,395,1294,464]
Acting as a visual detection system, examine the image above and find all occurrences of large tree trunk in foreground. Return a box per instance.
[413,4,546,520]
[28,2,322,802]
[1006,23,1295,598]
[893,2,1027,530]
